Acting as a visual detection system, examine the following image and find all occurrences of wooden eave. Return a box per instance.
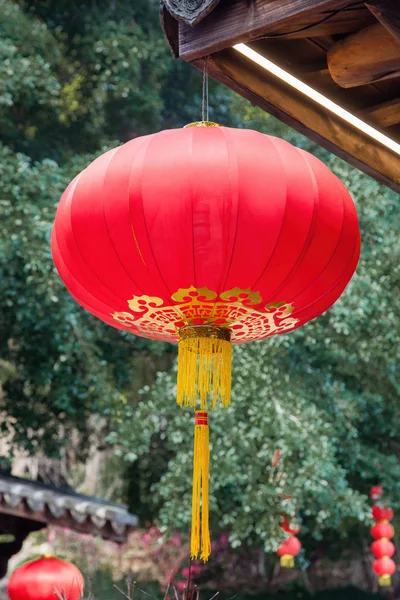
[0,474,138,543]
[162,0,400,193]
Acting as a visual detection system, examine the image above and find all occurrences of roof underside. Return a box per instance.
[0,475,137,543]
[161,0,400,192]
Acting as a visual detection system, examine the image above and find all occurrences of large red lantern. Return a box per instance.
[8,556,84,600]
[370,486,396,587]
[52,122,360,560]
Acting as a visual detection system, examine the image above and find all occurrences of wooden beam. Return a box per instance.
[365,0,400,41]
[178,0,350,61]
[363,97,400,127]
[299,60,330,76]
[327,23,400,87]
[272,7,375,38]
[198,49,400,192]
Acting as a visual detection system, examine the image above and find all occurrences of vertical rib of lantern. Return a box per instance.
[52,232,130,331]
[190,126,236,294]
[134,129,193,297]
[246,134,315,297]
[264,145,358,313]
[52,171,138,324]
[255,138,358,324]
[289,240,360,325]
[177,326,232,410]
[220,129,290,295]
[252,138,323,301]
[53,164,128,308]
[213,127,240,294]
[68,145,148,301]
[105,133,173,298]
[280,155,359,314]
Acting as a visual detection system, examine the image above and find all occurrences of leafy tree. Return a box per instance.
[0,0,178,456]
[110,99,400,553]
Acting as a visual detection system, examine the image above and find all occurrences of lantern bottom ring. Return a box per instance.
[179,325,231,343]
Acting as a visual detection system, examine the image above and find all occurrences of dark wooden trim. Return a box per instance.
[163,0,220,26]
[178,0,350,61]
[365,0,400,42]
[160,3,179,58]
[198,49,400,192]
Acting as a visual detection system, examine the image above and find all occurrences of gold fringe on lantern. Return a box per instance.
[280,555,295,568]
[378,575,392,587]
[177,326,232,410]
[191,410,211,562]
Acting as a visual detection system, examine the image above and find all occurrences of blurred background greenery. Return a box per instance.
[0,0,399,597]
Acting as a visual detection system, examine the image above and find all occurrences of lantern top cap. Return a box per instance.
[184,121,221,128]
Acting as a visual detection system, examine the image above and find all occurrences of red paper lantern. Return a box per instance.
[373,558,396,577]
[373,557,396,587]
[371,539,395,558]
[372,505,394,522]
[370,487,396,586]
[371,522,394,540]
[52,125,360,350]
[8,556,84,600]
[277,535,301,568]
[370,486,384,501]
[52,122,360,560]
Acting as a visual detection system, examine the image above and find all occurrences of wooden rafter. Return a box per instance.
[327,23,400,88]
[365,0,400,41]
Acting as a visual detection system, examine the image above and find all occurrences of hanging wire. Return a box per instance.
[201,57,209,122]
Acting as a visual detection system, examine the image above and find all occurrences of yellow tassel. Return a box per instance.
[280,555,295,568]
[177,326,231,410]
[378,575,392,587]
[191,411,211,562]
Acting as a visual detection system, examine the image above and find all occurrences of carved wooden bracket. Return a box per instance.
[162,0,220,26]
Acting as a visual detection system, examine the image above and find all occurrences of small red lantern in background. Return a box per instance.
[273,454,302,569]
[278,514,301,568]
[370,486,396,587]
[8,556,84,600]
[277,529,301,568]
[370,486,384,502]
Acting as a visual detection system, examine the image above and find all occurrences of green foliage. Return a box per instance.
[1,0,400,571]
[110,101,400,551]
[0,0,178,456]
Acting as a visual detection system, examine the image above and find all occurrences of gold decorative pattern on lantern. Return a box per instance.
[112,286,299,343]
